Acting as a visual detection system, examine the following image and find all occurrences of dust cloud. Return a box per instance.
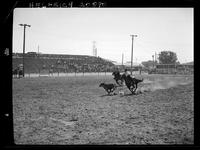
[139,77,192,92]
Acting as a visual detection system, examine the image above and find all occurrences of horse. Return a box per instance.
[18,69,23,78]
[112,71,123,86]
[49,68,54,76]
[13,67,23,78]
[13,68,19,78]
[121,74,143,94]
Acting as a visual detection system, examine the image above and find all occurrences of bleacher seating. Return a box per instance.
[12,53,115,74]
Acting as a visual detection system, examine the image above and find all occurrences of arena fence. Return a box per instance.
[148,64,193,75]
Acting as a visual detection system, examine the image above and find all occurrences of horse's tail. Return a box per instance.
[134,78,143,83]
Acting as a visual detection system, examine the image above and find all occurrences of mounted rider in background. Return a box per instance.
[112,67,124,86]
[112,67,120,80]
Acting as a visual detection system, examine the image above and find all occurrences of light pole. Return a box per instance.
[19,24,31,77]
[130,35,137,75]
[152,55,154,68]
[122,53,124,66]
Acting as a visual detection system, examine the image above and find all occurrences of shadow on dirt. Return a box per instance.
[123,93,134,96]
[100,91,145,97]
[100,93,118,97]
[123,91,143,96]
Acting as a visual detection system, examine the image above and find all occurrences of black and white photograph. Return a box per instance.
[12,7,193,145]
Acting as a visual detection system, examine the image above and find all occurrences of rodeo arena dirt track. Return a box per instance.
[13,73,194,145]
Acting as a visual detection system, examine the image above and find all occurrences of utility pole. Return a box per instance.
[19,24,31,77]
[37,45,40,75]
[92,41,97,57]
[152,55,154,68]
[38,45,39,55]
[130,35,137,75]
[122,53,124,66]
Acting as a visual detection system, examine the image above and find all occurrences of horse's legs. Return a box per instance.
[119,80,123,86]
[111,89,115,95]
[107,89,111,95]
[128,86,135,95]
[116,80,119,85]
[131,83,137,94]
[17,71,19,78]
[117,79,124,86]
[133,84,137,93]
[115,79,121,86]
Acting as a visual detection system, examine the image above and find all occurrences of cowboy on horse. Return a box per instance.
[112,67,123,86]
[121,68,143,94]
[112,67,143,94]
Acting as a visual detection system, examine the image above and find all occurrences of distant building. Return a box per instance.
[155,62,193,74]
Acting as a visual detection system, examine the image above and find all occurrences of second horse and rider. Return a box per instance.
[99,68,143,95]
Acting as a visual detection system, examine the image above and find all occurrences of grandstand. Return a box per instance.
[12,53,115,74]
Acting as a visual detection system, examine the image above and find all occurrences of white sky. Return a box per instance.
[13,8,193,64]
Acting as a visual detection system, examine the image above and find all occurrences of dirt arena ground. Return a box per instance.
[13,74,193,145]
